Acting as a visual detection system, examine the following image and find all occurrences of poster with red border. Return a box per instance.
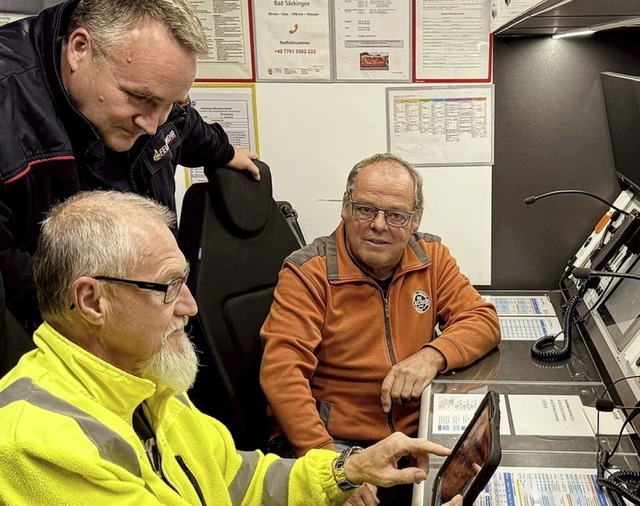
[254,0,332,82]
[193,0,255,82]
[412,0,492,83]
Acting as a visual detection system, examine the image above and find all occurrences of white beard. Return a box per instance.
[140,320,199,392]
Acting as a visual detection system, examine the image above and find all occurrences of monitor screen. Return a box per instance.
[601,71,640,193]
[597,255,640,351]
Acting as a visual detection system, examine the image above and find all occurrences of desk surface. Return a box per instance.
[412,291,640,506]
[436,339,601,384]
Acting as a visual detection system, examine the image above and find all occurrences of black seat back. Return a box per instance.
[0,271,34,377]
[178,161,302,450]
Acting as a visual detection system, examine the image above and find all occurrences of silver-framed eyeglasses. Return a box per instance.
[348,192,414,228]
[94,266,190,304]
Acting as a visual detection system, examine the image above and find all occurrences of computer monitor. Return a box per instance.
[601,71,640,193]
[596,254,640,352]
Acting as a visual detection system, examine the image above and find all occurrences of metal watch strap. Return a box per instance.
[332,446,363,490]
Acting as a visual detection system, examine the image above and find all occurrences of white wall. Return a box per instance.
[177,81,493,285]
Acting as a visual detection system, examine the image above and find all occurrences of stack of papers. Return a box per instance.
[476,468,607,505]
[483,295,563,341]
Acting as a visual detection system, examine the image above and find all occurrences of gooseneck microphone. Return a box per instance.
[572,267,640,282]
[524,189,631,216]
[595,399,640,412]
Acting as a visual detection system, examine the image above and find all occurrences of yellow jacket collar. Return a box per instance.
[33,322,160,419]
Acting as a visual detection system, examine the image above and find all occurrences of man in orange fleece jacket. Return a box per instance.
[260,153,501,505]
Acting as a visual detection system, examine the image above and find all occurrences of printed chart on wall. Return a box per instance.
[334,0,411,82]
[413,0,492,82]
[386,85,493,166]
[192,0,255,81]
[183,84,259,186]
[254,0,332,81]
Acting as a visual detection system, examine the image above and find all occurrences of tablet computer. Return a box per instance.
[431,390,501,506]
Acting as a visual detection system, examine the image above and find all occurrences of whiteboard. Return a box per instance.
[176,82,492,285]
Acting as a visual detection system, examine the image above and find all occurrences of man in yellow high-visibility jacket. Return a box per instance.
[0,190,458,506]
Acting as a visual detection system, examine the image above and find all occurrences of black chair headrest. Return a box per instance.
[208,160,273,236]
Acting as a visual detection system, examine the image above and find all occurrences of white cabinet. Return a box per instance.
[490,0,562,33]
[491,0,640,37]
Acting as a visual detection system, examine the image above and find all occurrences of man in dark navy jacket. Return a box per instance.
[0,0,259,331]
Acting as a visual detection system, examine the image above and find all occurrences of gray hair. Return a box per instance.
[342,153,424,225]
[65,0,209,60]
[33,191,176,323]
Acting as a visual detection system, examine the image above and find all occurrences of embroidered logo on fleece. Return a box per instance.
[412,290,430,314]
[153,130,177,161]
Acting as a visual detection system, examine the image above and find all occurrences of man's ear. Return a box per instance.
[340,192,349,221]
[410,212,422,234]
[71,276,109,326]
[65,28,92,72]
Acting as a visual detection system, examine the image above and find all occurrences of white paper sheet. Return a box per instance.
[182,85,258,186]
[509,395,594,437]
[473,467,607,506]
[334,0,410,81]
[432,393,511,435]
[254,0,332,81]
[483,295,556,316]
[498,315,563,340]
[413,0,491,82]
[193,0,254,81]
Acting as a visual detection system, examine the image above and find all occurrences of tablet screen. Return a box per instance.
[433,400,492,504]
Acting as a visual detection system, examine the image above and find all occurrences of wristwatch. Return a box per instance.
[332,446,363,490]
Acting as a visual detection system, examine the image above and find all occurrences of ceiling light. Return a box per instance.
[552,15,640,39]
[552,29,595,39]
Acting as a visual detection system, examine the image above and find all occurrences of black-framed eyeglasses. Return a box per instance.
[94,266,190,304]
[348,191,414,228]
